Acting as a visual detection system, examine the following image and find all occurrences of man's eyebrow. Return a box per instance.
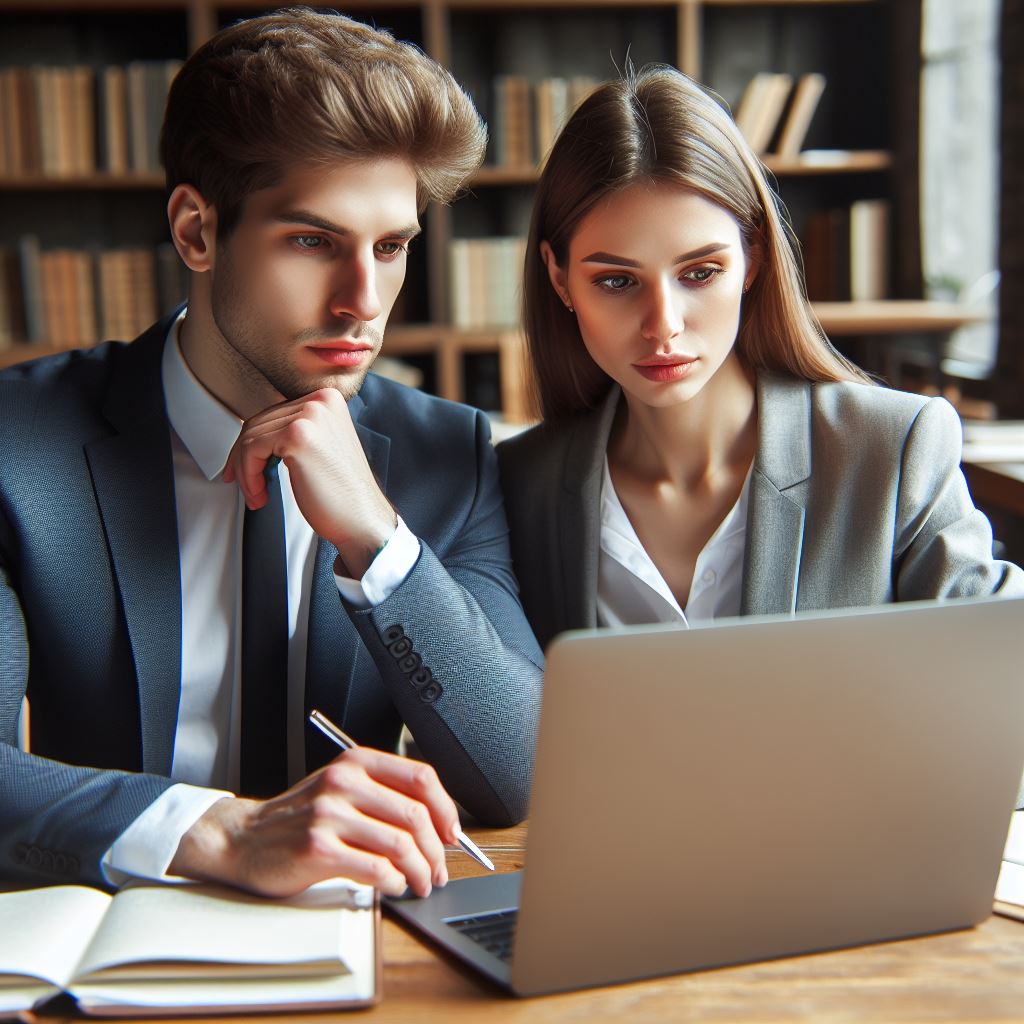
[275,210,421,240]
[580,242,732,267]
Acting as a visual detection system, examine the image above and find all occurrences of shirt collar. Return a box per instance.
[161,310,243,481]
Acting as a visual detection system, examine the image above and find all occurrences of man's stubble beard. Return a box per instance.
[210,262,382,405]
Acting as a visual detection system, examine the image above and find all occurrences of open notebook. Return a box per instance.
[0,879,379,1017]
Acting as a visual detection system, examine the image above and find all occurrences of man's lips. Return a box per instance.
[633,355,698,382]
[307,341,374,367]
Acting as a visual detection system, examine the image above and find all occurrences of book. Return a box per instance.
[802,207,851,302]
[99,66,129,175]
[0,880,379,1018]
[17,234,44,344]
[849,198,890,302]
[774,72,826,159]
[734,72,793,154]
[493,75,532,167]
[535,77,568,163]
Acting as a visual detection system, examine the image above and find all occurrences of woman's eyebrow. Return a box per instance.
[580,242,732,267]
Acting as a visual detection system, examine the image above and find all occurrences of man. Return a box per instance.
[0,9,542,900]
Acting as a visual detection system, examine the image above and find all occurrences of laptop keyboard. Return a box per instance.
[446,909,519,962]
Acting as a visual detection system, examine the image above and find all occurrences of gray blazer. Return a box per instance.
[497,374,1024,651]
[0,314,543,889]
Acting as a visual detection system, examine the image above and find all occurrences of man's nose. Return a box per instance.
[328,252,383,322]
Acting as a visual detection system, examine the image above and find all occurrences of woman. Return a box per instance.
[497,65,1023,652]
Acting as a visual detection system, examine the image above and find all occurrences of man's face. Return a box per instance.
[206,158,420,412]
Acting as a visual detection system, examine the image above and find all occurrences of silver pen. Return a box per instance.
[308,708,495,872]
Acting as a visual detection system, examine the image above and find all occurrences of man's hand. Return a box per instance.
[223,389,396,578]
[169,748,460,898]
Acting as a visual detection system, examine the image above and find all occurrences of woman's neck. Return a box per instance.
[609,354,758,491]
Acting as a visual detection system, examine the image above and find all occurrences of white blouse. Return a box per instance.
[597,457,750,628]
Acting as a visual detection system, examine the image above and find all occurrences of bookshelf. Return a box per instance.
[0,0,926,418]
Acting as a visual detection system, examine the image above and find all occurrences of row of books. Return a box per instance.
[0,238,186,349]
[0,60,182,178]
[802,199,891,303]
[490,75,598,168]
[734,72,827,158]
[449,236,527,330]
[484,70,826,168]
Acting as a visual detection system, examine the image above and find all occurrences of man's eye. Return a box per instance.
[293,235,325,251]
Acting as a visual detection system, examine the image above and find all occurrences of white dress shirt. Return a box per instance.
[597,457,750,628]
[102,313,420,885]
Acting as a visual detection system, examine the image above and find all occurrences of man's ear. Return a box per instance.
[539,240,572,311]
[167,185,218,273]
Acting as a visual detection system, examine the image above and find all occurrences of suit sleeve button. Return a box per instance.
[409,667,432,688]
[388,636,412,658]
[398,652,422,674]
[383,625,404,644]
[419,681,443,703]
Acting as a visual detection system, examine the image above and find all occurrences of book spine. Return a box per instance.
[774,72,826,159]
[849,199,890,302]
[72,65,97,176]
[100,66,129,175]
[18,235,44,343]
[126,62,148,173]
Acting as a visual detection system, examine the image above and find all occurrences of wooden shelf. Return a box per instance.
[0,173,165,191]
[0,0,920,417]
[763,150,892,175]
[812,300,991,335]
[469,151,892,188]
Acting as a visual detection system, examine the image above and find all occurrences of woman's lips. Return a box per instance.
[633,357,697,383]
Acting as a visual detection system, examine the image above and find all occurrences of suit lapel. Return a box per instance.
[741,374,812,616]
[303,386,391,769]
[559,387,620,632]
[85,320,181,774]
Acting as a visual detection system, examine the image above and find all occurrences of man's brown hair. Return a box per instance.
[161,6,486,236]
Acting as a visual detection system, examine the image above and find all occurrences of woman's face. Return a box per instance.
[544,182,755,409]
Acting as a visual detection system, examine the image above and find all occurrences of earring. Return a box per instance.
[564,296,574,312]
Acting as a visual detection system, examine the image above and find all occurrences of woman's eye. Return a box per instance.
[376,241,408,258]
[596,275,634,292]
[684,267,722,285]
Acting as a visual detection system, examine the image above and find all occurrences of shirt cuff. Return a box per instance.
[101,783,233,888]
[335,516,420,608]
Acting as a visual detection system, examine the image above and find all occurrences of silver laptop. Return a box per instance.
[386,598,1024,996]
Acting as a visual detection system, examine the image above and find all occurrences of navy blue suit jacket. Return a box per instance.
[0,314,543,888]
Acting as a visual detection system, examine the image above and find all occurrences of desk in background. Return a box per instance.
[962,421,1024,522]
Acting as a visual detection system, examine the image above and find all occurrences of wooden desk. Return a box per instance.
[962,421,1024,520]
[368,824,1024,1023]
[36,824,1024,1022]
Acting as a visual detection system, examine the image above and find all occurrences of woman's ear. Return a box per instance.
[540,240,573,312]
[167,185,218,273]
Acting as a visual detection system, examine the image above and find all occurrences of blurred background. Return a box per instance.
[1,0,1022,555]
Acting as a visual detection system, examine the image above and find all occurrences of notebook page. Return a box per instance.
[0,886,111,990]
[75,882,361,979]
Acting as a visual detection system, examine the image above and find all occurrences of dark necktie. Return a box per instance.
[240,459,289,797]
